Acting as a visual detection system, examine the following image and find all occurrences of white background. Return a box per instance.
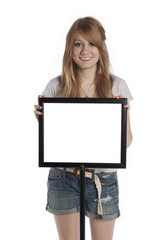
[44,103,121,163]
[0,0,160,239]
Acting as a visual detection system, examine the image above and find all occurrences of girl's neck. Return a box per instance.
[78,67,97,85]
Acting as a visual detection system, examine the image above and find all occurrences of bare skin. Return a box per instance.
[34,95,45,121]
[90,218,115,240]
[113,95,133,148]
[54,213,80,240]
[54,213,115,240]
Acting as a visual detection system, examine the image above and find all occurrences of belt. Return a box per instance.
[57,167,103,219]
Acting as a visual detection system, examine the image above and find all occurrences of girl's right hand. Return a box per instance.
[34,95,45,121]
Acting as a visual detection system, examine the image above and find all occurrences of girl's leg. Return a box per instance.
[54,212,80,240]
[89,218,115,240]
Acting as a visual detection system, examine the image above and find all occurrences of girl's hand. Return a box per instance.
[114,95,132,147]
[113,95,130,110]
[34,95,46,121]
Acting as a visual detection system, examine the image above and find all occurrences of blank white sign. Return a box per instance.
[43,103,121,163]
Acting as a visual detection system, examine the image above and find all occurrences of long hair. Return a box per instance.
[58,17,114,97]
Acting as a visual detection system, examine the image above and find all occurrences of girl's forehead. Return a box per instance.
[74,32,85,40]
[74,32,92,42]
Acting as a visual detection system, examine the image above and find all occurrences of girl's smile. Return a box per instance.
[79,57,92,61]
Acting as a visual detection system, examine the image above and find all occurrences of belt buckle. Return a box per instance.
[74,168,93,177]
[74,168,80,178]
[85,169,92,173]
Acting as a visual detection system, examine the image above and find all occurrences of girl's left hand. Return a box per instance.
[113,95,130,111]
[114,95,133,147]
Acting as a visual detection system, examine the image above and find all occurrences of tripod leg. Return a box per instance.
[80,165,85,240]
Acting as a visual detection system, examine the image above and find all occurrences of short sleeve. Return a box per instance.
[112,76,133,103]
[42,77,60,97]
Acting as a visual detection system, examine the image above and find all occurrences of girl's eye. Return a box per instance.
[74,42,81,46]
[74,42,95,47]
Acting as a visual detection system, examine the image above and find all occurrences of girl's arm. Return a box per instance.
[114,95,133,148]
[126,109,133,148]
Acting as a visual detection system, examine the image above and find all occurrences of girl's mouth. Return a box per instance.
[79,57,92,61]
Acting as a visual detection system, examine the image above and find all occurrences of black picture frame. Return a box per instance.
[39,98,127,168]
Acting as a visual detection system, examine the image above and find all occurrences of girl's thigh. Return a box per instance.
[54,212,80,240]
[89,218,115,240]
[54,213,115,240]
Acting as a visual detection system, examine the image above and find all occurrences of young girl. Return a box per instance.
[34,16,133,240]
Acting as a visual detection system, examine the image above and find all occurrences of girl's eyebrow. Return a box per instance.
[74,39,83,42]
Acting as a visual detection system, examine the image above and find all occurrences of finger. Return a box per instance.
[117,95,124,99]
[114,95,124,99]
[38,95,46,98]
[124,104,130,110]
[34,109,43,116]
[37,95,46,102]
[34,104,42,110]
[38,95,46,99]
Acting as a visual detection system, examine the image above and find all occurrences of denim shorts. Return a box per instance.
[46,168,120,221]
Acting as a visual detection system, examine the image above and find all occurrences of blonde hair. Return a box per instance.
[58,16,114,97]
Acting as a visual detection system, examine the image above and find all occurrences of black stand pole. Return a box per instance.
[80,165,85,240]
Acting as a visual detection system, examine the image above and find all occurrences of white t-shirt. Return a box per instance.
[42,75,133,172]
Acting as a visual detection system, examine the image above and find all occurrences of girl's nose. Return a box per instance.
[80,44,89,54]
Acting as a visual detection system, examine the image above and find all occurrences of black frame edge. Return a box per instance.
[38,98,127,169]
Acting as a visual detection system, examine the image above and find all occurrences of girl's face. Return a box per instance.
[72,33,100,71]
